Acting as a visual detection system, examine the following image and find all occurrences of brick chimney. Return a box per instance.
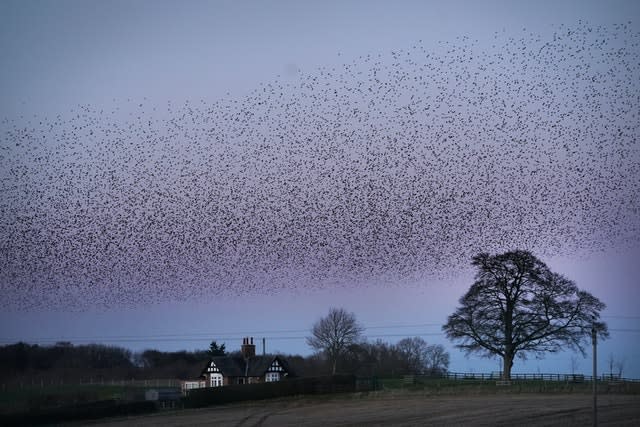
[241,337,256,359]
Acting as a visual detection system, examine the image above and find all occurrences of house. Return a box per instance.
[181,337,293,394]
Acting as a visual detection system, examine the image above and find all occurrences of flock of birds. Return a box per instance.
[1,23,638,310]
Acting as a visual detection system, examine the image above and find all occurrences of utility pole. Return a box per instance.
[592,324,597,427]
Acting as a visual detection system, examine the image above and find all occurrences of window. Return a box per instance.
[265,372,280,382]
[210,374,223,387]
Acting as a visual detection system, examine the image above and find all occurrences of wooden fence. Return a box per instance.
[2,372,637,391]
[416,372,638,383]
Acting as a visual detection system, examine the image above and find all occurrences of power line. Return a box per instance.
[0,332,448,345]
[602,315,640,320]
[2,325,639,346]
[0,322,446,343]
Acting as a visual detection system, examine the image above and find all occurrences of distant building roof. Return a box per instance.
[200,355,293,378]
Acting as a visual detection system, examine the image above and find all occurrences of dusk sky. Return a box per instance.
[1,0,639,378]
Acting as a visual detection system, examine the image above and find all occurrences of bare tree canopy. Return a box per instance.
[307,307,364,374]
[396,337,427,374]
[607,353,626,379]
[396,337,450,375]
[443,250,608,379]
[424,343,450,375]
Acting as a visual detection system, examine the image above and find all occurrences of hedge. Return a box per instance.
[184,374,362,408]
[0,399,156,426]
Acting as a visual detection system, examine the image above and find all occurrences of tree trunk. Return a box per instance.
[332,358,337,375]
[503,354,513,380]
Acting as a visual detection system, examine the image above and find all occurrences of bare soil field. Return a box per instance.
[86,392,640,427]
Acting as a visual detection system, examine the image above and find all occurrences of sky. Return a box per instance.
[1,0,639,378]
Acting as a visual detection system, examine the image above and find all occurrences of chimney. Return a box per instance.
[241,336,256,359]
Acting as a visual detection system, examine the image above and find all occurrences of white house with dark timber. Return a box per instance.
[181,337,293,394]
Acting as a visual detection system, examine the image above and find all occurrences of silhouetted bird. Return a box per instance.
[0,23,638,310]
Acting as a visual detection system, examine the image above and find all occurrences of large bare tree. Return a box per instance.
[443,250,608,380]
[307,307,364,374]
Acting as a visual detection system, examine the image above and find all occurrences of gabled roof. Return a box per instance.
[178,362,209,381]
[199,355,293,378]
[200,356,244,377]
[247,355,293,376]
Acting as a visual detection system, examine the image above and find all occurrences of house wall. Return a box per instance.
[202,371,286,387]
[221,375,263,385]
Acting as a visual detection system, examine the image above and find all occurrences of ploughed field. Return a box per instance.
[89,392,640,426]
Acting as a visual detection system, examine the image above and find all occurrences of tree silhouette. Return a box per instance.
[443,250,608,380]
[396,337,450,375]
[307,307,364,375]
[208,341,227,357]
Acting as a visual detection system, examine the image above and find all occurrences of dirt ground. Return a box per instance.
[88,392,640,427]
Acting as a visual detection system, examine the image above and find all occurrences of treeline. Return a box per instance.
[338,338,449,377]
[0,337,449,384]
[0,342,210,384]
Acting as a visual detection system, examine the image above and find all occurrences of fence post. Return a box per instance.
[592,325,598,427]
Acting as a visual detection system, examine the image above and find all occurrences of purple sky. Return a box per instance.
[1,0,639,377]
